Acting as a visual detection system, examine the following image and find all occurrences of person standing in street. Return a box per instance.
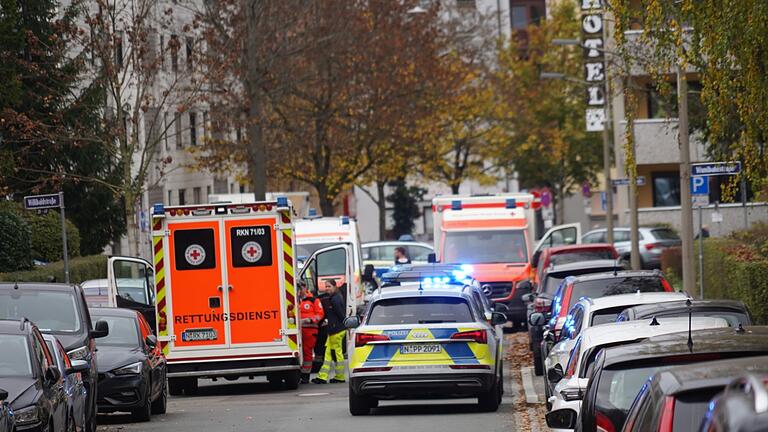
[298,281,324,383]
[394,246,411,265]
[312,279,347,384]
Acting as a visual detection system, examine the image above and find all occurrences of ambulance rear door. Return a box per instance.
[298,244,356,317]
[107,256,156,330]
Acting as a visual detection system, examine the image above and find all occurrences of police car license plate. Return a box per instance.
[400,344,441,354]
[182,329,217,342]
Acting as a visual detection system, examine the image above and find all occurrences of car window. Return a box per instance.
[591,306,635,326]
[646,310,750,327]
[596,365,669,431]
[296,242,334,260]
[673,389,722,432]
[550,250,615,265]
[567,277,665,311]
[543,275,565,295]
[583,232,605,244]
[613,230,631,242]
[650,228,679,241]
[92,315,140,347]
[376,246,396,261]
[316,247,347,276]
[408,245,432,261]
[443,230,527,264]
[565,337,582,377]
[0,334,33,376]
[623,384,650,432]
[31,330,51,371]
[0,290,82,333]
[367,297,473,325]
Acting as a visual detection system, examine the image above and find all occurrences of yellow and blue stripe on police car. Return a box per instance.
[351,327,492,369]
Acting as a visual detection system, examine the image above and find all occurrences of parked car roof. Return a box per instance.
[546,243,617,254]
[583,291,689,310]
[0,319,30,335]
[650,355,768,396]
[88,307,140,318]
[619,299,751,323]
[568,269,664,283]
[362,241,433,248]
[0,282,78,292]
[546,259,622,275]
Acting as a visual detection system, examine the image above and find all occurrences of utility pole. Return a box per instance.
[602,21,613,245]
[628,119,640,270]
[678,65,695,294]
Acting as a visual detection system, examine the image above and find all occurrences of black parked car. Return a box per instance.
[0,319,87,432]
[571,326,768,432]
[0,387,12,432]
[616,299,752,326]
[701,373,768,432]
[90,308,167,422]
[0,283,109,432]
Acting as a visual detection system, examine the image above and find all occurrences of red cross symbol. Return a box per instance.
[189,248,202,260]
[246,246,259,257]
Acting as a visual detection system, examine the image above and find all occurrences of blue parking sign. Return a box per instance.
[690,176,709,195]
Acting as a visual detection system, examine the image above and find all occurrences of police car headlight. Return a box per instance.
[67,346,90,362]
[15,406,39,425]
[113,362,142,375]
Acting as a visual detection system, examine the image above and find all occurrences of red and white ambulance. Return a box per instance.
[432,194,580,325]
[107,198,303,394]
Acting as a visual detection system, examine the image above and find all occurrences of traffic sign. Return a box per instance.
[24,193,62,210]
[541,189,552,208]
[690,176,709,195]
[691,161,741,176]
[611,176,646,187]
[692,195,709,206]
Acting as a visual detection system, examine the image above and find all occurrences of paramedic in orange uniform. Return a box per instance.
[299,280,324,383]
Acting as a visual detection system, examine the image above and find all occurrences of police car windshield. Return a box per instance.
[367,297,473,325]
[0,334,33,376]
[0,290,82,333]
[443,230,527,264]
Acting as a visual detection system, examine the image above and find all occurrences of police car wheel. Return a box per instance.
[478,378,500,412]
[348,387,372,416]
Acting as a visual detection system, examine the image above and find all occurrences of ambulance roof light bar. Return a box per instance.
[505,198,516,209]
[276,195,289,210]
[152,203,164,216]
[341,216,350,225]
[451,200,462,210]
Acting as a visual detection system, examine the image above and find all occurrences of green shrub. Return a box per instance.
[0,254,107,284]
[26,211,81,262]
[0,210,33,272]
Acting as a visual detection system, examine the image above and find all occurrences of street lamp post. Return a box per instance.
[678,64,695,293]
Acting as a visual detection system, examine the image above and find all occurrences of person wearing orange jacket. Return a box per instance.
[299,280,324,383]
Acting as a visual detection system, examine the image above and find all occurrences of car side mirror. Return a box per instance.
[91,319,109,339]
[529,312,546,327]
[545,408,578,429]
[362,264,375,282]
[344,316,361,329]
[427,253,437,264]
[522,293,535,304]
[491,312,507,326]
[548,364,565,384]
[66,360,89,375]
[45,366,61,384]
[492,303,509,313]
[145,334,158,348]
[0,389,8,400]
[532,250,542,268]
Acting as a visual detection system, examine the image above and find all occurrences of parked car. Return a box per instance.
[0,319,79,432]
[622,353,768,432]
[616,299,752,326]
[0,283,109,432]
[42,334,89,432]
[544,316,728,419]
[542,292,689,381]
[531,243,618,287]
[89,307,167,422]
[582,227,681,269]
[575,327,768,432]
[701,372,768,432]
[80,279,110,307]
[0,387,12,432]
[361,241,434,278]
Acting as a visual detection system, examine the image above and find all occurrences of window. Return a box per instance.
[423,206,434,237]
[567,277,665,311]
[613,230,631,242]
[115,31,124,70]
[652,172,681,207]
[203,111,209,137]
[193,187,202,204]
[170,34,179,72]
[583,231,606,244]
[185,36,194,70]
[206,185,211,199]
[511,6,528,29]
[408,245,433,261]
[316,248,347,277]
[174,112,182,149]
[239,184,245,193]
[367,297,473,325]
[189,112,197,146]
[0,291,82,333]
[0,335,32,376]
[178,189,186,206]
[443,230,528,264]
[159,34,165,70]
[167,189,173,205]
[91,315,140,347]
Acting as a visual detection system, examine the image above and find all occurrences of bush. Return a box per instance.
[25,210,81,262]
[0,211,33,272]
[0,254,107,284]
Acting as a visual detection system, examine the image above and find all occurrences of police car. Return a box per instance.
[344,281,507,415]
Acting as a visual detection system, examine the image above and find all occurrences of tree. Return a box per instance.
[610,0,768,199]
[386,178,425,239]
[493,3,602,222]
[0,210,31,272]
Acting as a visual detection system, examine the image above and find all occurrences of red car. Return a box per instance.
[532,243,619,287]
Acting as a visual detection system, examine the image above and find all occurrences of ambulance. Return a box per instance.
[106,198,303,395]
[432,194,580,325]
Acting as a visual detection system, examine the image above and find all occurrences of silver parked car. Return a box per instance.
[581,227,680,269]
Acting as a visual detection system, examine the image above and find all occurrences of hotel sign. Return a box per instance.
[581,0,606,132]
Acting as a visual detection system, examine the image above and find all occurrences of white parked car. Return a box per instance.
[545,316,729,432]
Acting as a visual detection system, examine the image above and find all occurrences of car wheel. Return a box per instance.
[267,374,284,390]
[533,345,544,376]
[348,384,371,416]
[151,382,168,415]
[283,371,300,390]
[131,386,152,422]
[168,378,185,396]
[86,400,97,432]
[183,378,198,395]
[478,377,500,412]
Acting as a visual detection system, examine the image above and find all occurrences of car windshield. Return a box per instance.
[0,334,32,376]
[650,228,679,240]
[550,250,614,265]
[0,291,81,333]
[367,297,473,325]
[443,230,527,264]
[591,307,633,326]
[568,276,665,310]
[296,242,335,260]
[91,315,139,347]
[595,365,670,431]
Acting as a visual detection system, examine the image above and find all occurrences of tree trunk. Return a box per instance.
[246,118,266,200]
[376,181,387,240]
[451,182,460,194]
[316,184,335,216]
[556,184,565,225]
[245,0,266,201]
[123,190,139,258]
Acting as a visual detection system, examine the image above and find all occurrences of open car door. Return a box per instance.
[533,223,581,256]
[107,256,157,331]
[298,244,355,317]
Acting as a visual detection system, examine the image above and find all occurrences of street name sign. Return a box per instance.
[24,193,62,210]
[691,161,741,176]
[611,176,646,187]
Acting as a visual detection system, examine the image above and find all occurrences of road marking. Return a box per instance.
[297,392,331,397]
[521,366,539,404]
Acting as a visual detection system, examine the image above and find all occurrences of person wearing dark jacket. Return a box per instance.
[312,279,347,384]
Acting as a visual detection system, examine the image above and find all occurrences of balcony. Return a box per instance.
[618,118,707,165]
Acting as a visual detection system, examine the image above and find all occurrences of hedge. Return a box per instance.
[0,211,33,272]
[0,254,107,284]
[0,201,81,263]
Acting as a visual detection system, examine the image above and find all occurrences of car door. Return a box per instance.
[107,257,156,331]
[533,223,582,256]
[299,244,355,316]
[137,314,163,399]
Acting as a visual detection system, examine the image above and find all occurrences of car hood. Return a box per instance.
[0,377,39,408]
[469,263,530,283]
[97,346,145,373]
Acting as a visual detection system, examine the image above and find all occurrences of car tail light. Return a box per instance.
[450,330,487,344]
[658,396,675,432]
[645,242,661,251]
[450,364,491,370]
[352,366,392,373]
[355,333,389,347]
[596,411,616,432]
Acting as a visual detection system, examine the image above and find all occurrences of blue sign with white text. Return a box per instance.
[691,161,741,176]
[691,176,709,195]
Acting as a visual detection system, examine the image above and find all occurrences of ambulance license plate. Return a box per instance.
[182,329,218,342]
[400,344,441,354]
